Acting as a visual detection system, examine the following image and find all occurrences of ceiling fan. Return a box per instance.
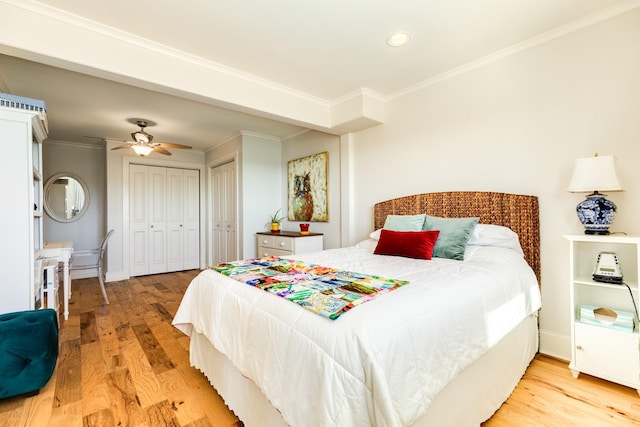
[110,120,193,156]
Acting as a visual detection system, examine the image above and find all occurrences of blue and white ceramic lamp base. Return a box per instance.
[576,193,616,235]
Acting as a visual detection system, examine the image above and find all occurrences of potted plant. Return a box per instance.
[268,208,285,233]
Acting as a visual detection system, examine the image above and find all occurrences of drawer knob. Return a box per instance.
[263,240,268,244]
[576,345,583,350]
[280,242,285,247]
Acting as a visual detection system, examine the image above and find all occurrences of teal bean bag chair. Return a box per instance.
[0,309,59,399]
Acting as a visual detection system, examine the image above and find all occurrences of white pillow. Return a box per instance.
[369,228,382,240]
[467,224,523,255]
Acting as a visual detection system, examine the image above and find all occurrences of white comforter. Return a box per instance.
[173,240,541,427]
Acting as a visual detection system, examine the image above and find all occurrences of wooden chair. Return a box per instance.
[69,229,114,304]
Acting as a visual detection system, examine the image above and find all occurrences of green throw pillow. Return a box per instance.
[383,214,426,231]
[423,215,479,260]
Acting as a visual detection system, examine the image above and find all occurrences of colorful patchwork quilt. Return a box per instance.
[212,256,409,320]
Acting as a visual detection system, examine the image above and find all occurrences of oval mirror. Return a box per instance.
[44,173,90,223]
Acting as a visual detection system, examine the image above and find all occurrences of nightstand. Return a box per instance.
[256,231,323,257]
[565,234,640,394]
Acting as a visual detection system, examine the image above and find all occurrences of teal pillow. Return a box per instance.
[383,214,426,231]
[423,215,479,260]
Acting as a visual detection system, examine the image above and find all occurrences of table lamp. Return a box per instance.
[567,154,622,235]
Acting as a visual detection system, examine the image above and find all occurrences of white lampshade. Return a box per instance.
[132,145,154,157]
[567,155,623,193]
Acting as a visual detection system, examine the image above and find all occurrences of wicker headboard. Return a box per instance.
[374,191,540,283]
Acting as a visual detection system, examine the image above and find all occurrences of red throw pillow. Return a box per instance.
[373,229,440,260]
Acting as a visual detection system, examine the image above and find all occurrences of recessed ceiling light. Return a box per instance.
[387,32,410,47]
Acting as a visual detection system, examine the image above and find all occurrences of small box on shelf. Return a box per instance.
[579,305,634,333]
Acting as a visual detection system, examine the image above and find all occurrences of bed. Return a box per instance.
[173,191,542,427]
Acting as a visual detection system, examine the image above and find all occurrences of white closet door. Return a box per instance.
[211,161,237,264]
[130,165,150,276]
[130,165,199,276]
[222,163,237,261]
[183,169,200,269]
[166,168,184,272]
[148,166,167,274]
[211,165,224,265]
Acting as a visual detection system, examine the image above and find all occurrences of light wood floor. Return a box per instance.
[1,271,639,426]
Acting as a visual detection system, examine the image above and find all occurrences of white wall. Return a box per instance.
[282,130,342,249]
[241,134,282,258]
[43,141,105,252]
[348,9,640,360]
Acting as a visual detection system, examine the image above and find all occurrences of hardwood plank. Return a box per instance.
[107,368,147,427]
[50,401,83,427]
[145,399,180,427]
[80,340,110,416]
[122,336,166,408]
[82,407,115,427]
[53,337,82,407]
[132,322,175,375]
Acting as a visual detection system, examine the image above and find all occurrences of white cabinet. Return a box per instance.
[130,164,200,276]
[256,231,323,258]
[565,234,640,393]
[0,105,47,314]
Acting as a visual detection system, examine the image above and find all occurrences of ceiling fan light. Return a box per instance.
[132,145,154,156]
[131,131,151,143]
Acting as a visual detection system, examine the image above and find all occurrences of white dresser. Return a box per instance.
[256,231,323,257]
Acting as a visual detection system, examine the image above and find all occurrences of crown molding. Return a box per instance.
[44,138,104,149]
[388,0,640,100]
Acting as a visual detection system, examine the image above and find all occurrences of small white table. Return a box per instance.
[42,241,74,320]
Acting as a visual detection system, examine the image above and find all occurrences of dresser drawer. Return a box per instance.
[256,232,324,258]
[256,235,294,251]
[257,235,275,248]
[272,236,294,252]
[257,247,293,257]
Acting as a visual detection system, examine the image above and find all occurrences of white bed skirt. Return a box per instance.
[189,313,538,427]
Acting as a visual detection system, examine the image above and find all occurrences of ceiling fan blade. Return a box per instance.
[153,146,173,155]
[155,142,193,149]
[111,144,134,150]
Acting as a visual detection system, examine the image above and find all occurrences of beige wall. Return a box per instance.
[347,9,640,359]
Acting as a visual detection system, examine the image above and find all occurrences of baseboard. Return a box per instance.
[539,328,571,360]
[105,270,129,282]
[70,270,96,280]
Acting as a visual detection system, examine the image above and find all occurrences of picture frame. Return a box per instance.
[287,152,328,222]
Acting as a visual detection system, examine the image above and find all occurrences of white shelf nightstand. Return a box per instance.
[565,234,640,395]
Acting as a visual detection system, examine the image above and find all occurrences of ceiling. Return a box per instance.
[0,0,630,153]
